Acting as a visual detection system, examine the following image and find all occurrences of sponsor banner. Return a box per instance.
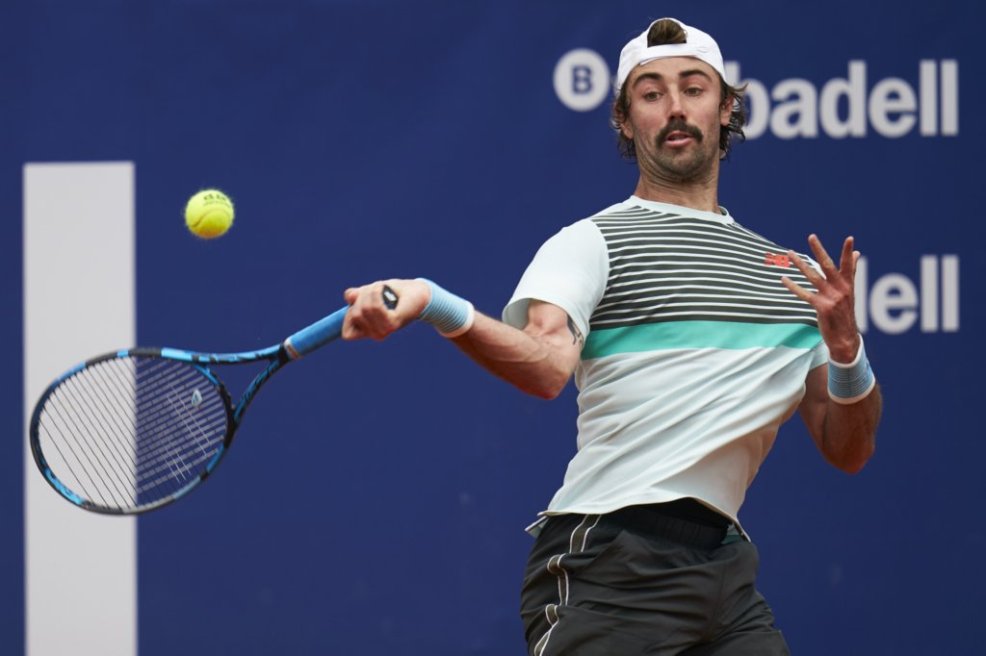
[554,50,960,139]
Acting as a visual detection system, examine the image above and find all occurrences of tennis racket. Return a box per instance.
[29,287,398,515]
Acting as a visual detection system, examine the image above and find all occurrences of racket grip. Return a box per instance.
[283,286,399,359]
[283,306,349,359]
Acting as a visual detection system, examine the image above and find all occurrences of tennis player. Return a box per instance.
[343,17,882,656]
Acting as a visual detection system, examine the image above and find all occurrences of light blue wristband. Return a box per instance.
[416,278,475,337]
[827,337,876,404]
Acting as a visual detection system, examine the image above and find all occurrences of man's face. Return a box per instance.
[620,57,732,184]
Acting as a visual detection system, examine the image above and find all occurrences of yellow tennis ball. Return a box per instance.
[184,189,234,239]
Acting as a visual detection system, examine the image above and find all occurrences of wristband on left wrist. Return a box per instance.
[827,336,876,404]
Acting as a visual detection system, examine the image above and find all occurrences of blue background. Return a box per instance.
[3,1,983,654]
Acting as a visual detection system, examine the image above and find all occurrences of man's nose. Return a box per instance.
[667,90,686,118]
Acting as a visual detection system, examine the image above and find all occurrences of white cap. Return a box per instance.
[615,18,725,95]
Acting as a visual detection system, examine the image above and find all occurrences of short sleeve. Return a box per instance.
[501,218,609,339]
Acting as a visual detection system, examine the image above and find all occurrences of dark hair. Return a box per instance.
[611,19,747,160]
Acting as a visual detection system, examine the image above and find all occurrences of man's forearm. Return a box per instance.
[820,384,882,473]
[450,311,579,400]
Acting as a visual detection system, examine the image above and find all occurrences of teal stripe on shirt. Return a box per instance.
[582,321,822,359]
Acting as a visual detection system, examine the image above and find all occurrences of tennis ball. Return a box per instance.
[184,189,234,239]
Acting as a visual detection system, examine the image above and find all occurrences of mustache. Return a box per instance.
[658,120,703,144]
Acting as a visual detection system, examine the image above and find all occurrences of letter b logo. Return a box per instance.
[554,48,610,112]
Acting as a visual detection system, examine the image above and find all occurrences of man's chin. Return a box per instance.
[655,157,712,183]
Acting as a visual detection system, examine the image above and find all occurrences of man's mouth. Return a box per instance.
[659,123,703,147]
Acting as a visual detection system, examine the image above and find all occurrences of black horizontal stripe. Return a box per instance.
[606,237,808,261]
[607,251,810,272]
[590,313,821,329]
[590,301,818,326]
[597,286,812,308]
[594,211,690,222]
[591,312,818,327]
[595,208,678,220]
[605,231,783,247]
[591,306,819,328]
[608,262,813,288]
[602,274,808,296]
[592,297,818,316]
[604,225,774,248]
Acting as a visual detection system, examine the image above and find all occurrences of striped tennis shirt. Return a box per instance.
[503,197,828,532]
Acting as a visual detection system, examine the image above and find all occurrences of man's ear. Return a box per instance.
[617,111,634,140]
[720,94,733,127]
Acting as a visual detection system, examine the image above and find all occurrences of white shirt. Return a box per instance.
[503,197,827,533]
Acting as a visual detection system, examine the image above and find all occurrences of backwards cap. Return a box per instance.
[615,18,725,95]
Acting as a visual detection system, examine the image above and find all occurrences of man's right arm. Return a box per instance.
[342,279,582,399]
[449,299,582,399]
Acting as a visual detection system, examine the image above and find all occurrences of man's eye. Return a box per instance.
[643,91,662,101]
[685,87,704,96]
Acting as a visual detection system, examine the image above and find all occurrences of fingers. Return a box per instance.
[780,275,816,304]
[788,235,859,289]
[341,279,432,341]
[782,234,862,305]
[838,236,856,278]
[782,235,863,354]
[807,233,839,278]
[342,281,402,341]
[785,248,823,289]
[809,233,859,279]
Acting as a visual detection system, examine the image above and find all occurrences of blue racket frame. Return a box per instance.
[29,303,356,515]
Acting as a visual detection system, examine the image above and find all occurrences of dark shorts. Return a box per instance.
[520,502,790,656]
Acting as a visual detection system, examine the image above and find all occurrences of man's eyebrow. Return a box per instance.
[679,68,714,82]
[631,67,714,88]
[631,72,664,88]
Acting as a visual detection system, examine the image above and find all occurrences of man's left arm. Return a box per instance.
[782,234,883,474]
[799,364,881,473]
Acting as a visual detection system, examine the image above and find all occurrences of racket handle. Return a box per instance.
[283,307,348,359]
[283,286,400,359]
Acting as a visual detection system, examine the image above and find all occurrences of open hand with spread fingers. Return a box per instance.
[781,234,862,363]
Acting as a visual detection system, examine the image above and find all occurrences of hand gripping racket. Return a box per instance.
[29,287,398,515]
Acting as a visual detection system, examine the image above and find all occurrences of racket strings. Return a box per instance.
[35,355,229,511]
[43,358,149,507]
[86,359,222,494]
[51,359,198,507]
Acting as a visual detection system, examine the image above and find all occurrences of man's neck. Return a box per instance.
[632,175,722,214]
